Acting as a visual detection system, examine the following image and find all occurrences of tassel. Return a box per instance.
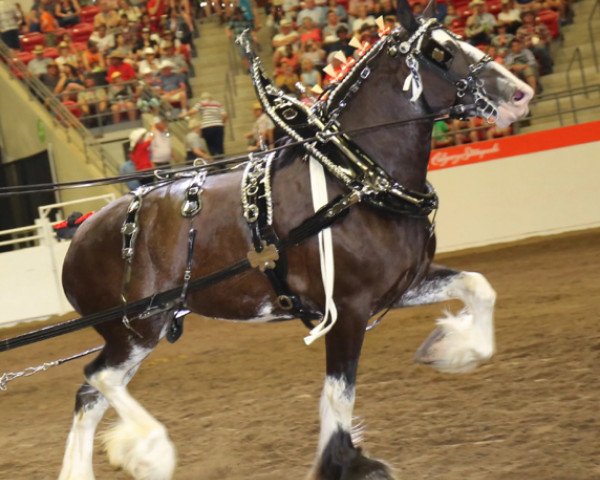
[334,50,347,63]
[311,84,324,95]
[349,36,362,49]
[323,64,336,78]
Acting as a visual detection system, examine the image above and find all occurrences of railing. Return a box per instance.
[0,42,120,177]
[224,70,237,141]
[565,47,588,123]
[589,0,600,73]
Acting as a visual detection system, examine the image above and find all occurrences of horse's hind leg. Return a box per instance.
[397,263,496,373]
[311,312,395,480]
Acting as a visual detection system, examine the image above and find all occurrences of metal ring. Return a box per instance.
[244,204,259,223]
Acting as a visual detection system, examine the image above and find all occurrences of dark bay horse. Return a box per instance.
[58,3,533,479]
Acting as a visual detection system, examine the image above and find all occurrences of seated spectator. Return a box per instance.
[374,0,397,17]
[301,39,326,68]
[347,0,374,18]
[94,0,120,30]
[245,102,275,151]
[26,7,41,33]
[114,32,135,58]
[275,61,300,94]
[297,0,325,27]
[40,61,62,93]
[56,41,80,72]
[185,118,211,163]
[161,41,188,75]
[486,45,505,63]
[166,6,192,45]
[78,74,108,127]
[451,118,480,144]
[325,0,347,21]
[277,46,300,73]
[56,63,85,101]
[39,5,59,33]
[82,40,106,73]
[108,71,136,122]
[138,47,160,74]
[491,24,515,54]
[322,11,349,39]
[324,25,356,57]
[106,50,136,83]
[486,122,512,139]
[272,18,299,55]
[352,5,376,34]
[54,0,80,27]
[497,0,522,34]
[516,10,553,75]
[27,45,52,76]
[115,14,135,42]
[118,0,142,23]
[443,4,458,27]
[90,24,116,55]
[299,16,322,45]
[465,0,496,45]
[300,58,322,89]
[134,27,159,54]
[504,38,538,92]
[431,120,454,149]
[158,60,188,111]
[136,65,161,113]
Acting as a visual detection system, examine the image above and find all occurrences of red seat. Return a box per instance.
[451,26,466,37]
[14,50,35,65]
[487,2,502,16]
[43,47,60,59]
[537,9,560,38]
[80,5,100,24]
[451,18,465,28]
[461,8,473,20]
[71,23,94,43]
[62,100,82,118]
[73,41,87,51]
[19,32,45,52]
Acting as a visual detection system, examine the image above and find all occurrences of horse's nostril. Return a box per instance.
[513,90,525,102]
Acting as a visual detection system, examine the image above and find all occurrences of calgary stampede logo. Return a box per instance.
[430,142,502,169]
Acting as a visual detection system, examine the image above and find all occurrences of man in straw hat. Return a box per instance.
[157,59,188,111]
[27,45,52,77]
[465,0,497,44]
[106,49,136,83]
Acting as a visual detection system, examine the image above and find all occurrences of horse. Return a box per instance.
[57,1,533,478]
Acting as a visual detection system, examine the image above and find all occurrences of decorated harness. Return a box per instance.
[118,17,500,343]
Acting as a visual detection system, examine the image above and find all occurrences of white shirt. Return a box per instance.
[151,130,172,165]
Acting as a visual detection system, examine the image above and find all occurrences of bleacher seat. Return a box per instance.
[487,1,502,16]
[14,50,34,65]
[71,23,94,43]
[80,6,100,24]
[43,47,60,59]
[19,32,45,52]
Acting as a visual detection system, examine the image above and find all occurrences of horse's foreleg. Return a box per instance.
[89,343,176,480]
[311,316,394,480]
[397,264,496,373]
[58,382,109,480]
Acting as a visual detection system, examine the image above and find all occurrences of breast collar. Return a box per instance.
[243,32,439,218]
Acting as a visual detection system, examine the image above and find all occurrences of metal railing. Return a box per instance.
[589,0,600,73]
[0,42,121,177]
[565,47,588,123]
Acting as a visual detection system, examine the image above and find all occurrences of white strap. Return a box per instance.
[304,157,338,345]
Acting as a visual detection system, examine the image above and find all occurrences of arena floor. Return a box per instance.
[1,228,599,480]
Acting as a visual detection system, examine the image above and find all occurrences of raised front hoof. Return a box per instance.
[313,430,395,480]
[102,421,176,480]
[415,311,494,374]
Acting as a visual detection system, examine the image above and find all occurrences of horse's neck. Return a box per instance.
[338,57,433,190]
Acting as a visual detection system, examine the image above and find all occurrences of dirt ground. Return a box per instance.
[1,229,599,480]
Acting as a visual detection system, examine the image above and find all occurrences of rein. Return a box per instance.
[0,106,470,198]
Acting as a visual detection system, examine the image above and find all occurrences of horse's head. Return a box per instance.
[391,0,533,127]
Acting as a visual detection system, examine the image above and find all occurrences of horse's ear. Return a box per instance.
[396,0,419,32]
[422,0,437,19]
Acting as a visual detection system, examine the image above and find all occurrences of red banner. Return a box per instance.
[428,120,600,171]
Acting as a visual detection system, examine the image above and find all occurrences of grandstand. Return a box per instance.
[0,0,599,181]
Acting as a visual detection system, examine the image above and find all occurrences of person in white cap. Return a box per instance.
[158,59,188,111]
[465,0,497,44]
[137,46,160,75]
